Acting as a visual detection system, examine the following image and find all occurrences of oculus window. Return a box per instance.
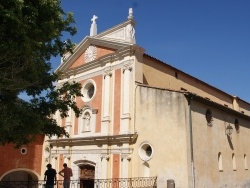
[138,142,154,161]
[82,80,96,102]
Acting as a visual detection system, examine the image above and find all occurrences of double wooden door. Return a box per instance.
[79,165,95,188]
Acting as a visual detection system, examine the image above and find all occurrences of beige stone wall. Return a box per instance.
[140,55,250,116]
[131,85,250,187]
[132,86,191,187]
[191,100,250,187]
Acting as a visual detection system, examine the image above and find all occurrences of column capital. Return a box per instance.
[100,154,110,161]
[121,154,131,161]
[64,155,71,159]
[123,66,132,73]
[51,154,58,159]
[103,68,112,77]
[122,60,133,72]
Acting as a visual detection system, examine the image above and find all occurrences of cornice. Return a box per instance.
[95,19,136,39]
[57,46,137,81]
[56,38,132,74]
[50,148,133,155]
[47,133,138,147]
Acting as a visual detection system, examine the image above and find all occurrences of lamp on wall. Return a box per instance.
[226,124,233,138]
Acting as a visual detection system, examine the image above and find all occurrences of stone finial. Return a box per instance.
[90,15,98,36]
[128,8,133,20]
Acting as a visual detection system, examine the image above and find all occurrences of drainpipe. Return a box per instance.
[188,96,195,188]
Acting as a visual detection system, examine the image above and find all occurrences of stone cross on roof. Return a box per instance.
[90,15,98,36]
[91,15,98,24]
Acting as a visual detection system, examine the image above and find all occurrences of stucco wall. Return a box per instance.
[141,55,250,116]
[191,100,250,187]
[0,134,44,180]
[133,86,191,188]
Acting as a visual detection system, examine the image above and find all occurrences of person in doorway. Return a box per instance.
[59,163,73,188]
[44,163,57,188]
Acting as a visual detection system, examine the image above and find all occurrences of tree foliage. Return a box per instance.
[0,0,82,147]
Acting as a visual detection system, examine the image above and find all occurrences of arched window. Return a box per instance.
[235,119,240,133]
[232,153,236,171]
[206,109,213,126]
[218,152,223,171]
[244,154,248,170]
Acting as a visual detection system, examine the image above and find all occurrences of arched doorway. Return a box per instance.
[79,164,95,188]
[0,169,39,188]
[1,170,38,181]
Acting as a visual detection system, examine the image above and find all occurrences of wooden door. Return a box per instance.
[79,165,95,188]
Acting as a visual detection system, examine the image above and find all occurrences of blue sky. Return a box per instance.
[56,0,250,102]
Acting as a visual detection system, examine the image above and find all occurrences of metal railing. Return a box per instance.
[0,177,157,188]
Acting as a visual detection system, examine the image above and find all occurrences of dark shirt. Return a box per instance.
[44,168,57,185]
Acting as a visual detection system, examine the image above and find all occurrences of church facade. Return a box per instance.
[1,8,250,188]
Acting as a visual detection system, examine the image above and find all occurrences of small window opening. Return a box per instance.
[244,154,248,170]
[232,153,237,171]
[206,109,213,126]
[21,147,27,155]
[218,152,223,172]
[175,72,178,79]
[235,119,240,133]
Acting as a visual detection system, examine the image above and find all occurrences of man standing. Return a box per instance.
[44,163,57,188]
[59,163,73,188]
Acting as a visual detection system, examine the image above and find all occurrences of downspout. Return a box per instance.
[188,96,195,188]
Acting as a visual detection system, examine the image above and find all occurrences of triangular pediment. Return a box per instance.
[95,19,136,44]
[56,18,137,74]
[56,37,131,74]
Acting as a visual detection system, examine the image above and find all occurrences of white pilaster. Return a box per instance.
[120,62,132,134]
[101,69,112,134]
[51,154,58,170]
[65,107,72,126]
[100,153,109,179]
[64,155,71,165]
[123,68,131,115]
[121,154,130,178]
